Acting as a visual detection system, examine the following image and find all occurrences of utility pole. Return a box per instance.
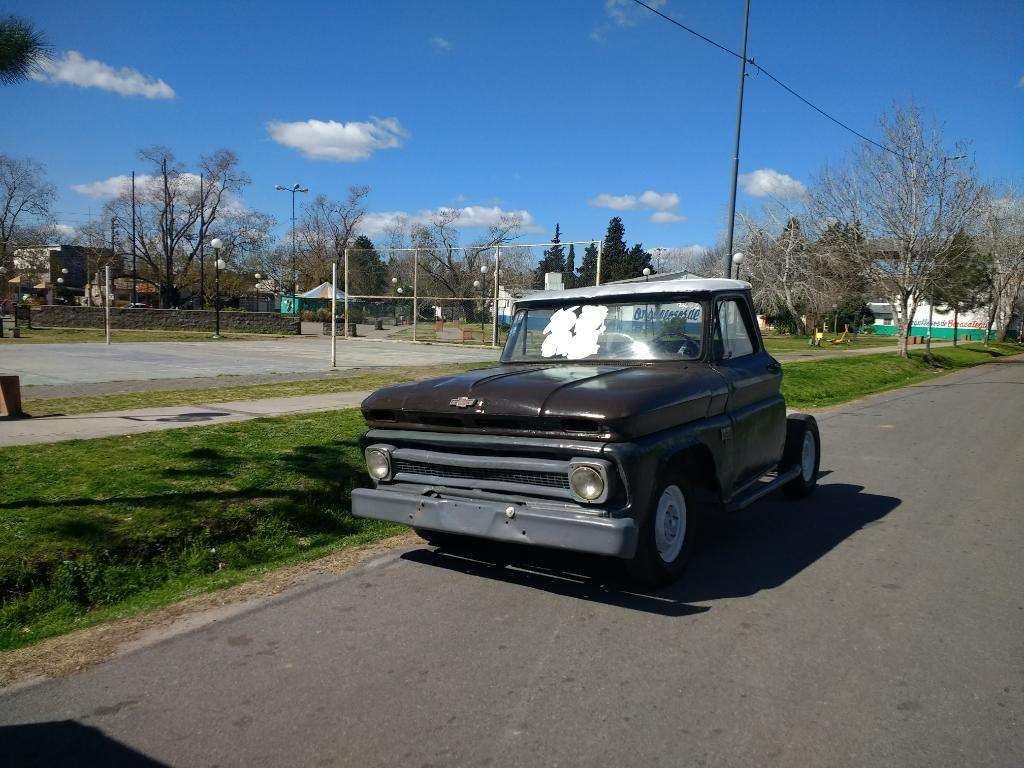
[131,171,137,306]
[199,173,205,309]
[723,0,751,278]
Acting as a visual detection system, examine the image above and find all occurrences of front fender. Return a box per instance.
[603,415,731,528]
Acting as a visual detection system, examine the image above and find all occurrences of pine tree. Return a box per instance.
[577,242,599,286]
[532,223,567,289]
[597,217,629,282]
[564,243,576,289]
[623,243,652,279]
[350,234,388,295]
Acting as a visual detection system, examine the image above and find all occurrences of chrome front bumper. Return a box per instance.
[352,486,638,558]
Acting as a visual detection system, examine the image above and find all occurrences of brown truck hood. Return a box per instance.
[361,363,728,440]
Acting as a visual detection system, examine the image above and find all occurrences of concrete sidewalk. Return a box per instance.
[0,390,371,447]
[773,339,956,362]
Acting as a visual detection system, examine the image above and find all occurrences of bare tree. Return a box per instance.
[808,103,983,356]
[976,188,1024,342]
[0,154,55,268]
[298,185,370,287]
[104,146,251,307]
[739,211,815,334]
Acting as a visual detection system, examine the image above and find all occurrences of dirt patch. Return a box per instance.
[0,532,418,689]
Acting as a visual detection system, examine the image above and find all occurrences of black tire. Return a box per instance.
[781,415,820,499]
[628,476,701,587]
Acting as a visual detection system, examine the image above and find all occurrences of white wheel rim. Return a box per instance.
[654,484,687,563]
[801,431,816,482]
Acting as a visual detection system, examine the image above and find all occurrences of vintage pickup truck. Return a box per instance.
[352,278,819,585]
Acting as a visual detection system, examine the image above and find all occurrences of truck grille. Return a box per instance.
[392,458,571,490]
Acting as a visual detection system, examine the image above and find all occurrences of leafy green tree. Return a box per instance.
[622,243,653,280]
[577,242,599,287]
[0,15,47,85]
[349,234,388,295]
[598,217,629,282]
[564,243,576,289]
[532,223,566,289]
[929,231,991,346]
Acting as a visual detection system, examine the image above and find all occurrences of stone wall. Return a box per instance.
[31,305,299,335]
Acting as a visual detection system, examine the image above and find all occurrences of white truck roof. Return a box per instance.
[514,278,751,307]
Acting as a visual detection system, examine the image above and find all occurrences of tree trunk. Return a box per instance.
[952,307,958,347]
[895,295,911,358]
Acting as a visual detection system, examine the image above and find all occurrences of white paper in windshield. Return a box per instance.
[541,305,609,359]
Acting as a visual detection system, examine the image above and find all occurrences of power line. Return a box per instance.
[629,0,899,157]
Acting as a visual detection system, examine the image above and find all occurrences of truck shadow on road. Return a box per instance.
[0,721,168,767]
[401,482,900,617]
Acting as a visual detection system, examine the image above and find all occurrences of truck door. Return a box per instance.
[711,296,786,487]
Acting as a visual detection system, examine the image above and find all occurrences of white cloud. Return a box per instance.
[738,168,807,199]
[430,36,452,52]
[591,189,684,222]
[639,190,679,211]
[266,117,408,162]
[588,193,639,211]
[30,51,175,99]
[604,0,665,27]
[359,205,542,237]
[53,223,77,238]
[71,174,138,199]
[71,172,247,215]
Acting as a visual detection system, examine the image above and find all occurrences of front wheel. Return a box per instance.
[628,478,700,587]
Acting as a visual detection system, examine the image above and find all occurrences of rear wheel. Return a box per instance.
[781,416,820,499]
[628,477,700,587]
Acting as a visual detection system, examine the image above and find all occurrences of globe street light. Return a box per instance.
[642,267,652,282]
[211,238,224,337]
[731,252,744,280]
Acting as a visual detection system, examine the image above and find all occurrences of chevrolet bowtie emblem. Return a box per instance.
[449,396,481,408]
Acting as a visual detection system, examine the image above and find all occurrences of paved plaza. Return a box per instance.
[0,337,499,387]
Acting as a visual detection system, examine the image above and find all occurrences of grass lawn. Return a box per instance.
[1,341,1019,651]
[22,362,491,417]
[781,342,1021,409]
[762,333,899,354]
[0,326,294,344]
[0,409,401,651]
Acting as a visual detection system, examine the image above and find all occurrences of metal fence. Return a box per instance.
[329,240,602,349]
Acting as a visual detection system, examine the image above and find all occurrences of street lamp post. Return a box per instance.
[275,182,308,297]
[479,264,488,333]
[211,238,224,338]
[254,272,262,312]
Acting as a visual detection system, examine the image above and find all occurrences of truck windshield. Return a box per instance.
[502,300,704,362]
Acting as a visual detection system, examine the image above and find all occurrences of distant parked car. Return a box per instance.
[353,278,821,586]
[127,303,151,309]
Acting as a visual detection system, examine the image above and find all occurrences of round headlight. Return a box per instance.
[366,447,391,480]
[569,465,605,502]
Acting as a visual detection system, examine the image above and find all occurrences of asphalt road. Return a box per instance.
[2,358,1022,767]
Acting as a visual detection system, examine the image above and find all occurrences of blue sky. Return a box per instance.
[5,0,1022,255]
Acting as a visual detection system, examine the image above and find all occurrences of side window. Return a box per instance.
[715,299,755,359]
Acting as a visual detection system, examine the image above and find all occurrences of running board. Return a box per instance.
[725,466,801,512]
